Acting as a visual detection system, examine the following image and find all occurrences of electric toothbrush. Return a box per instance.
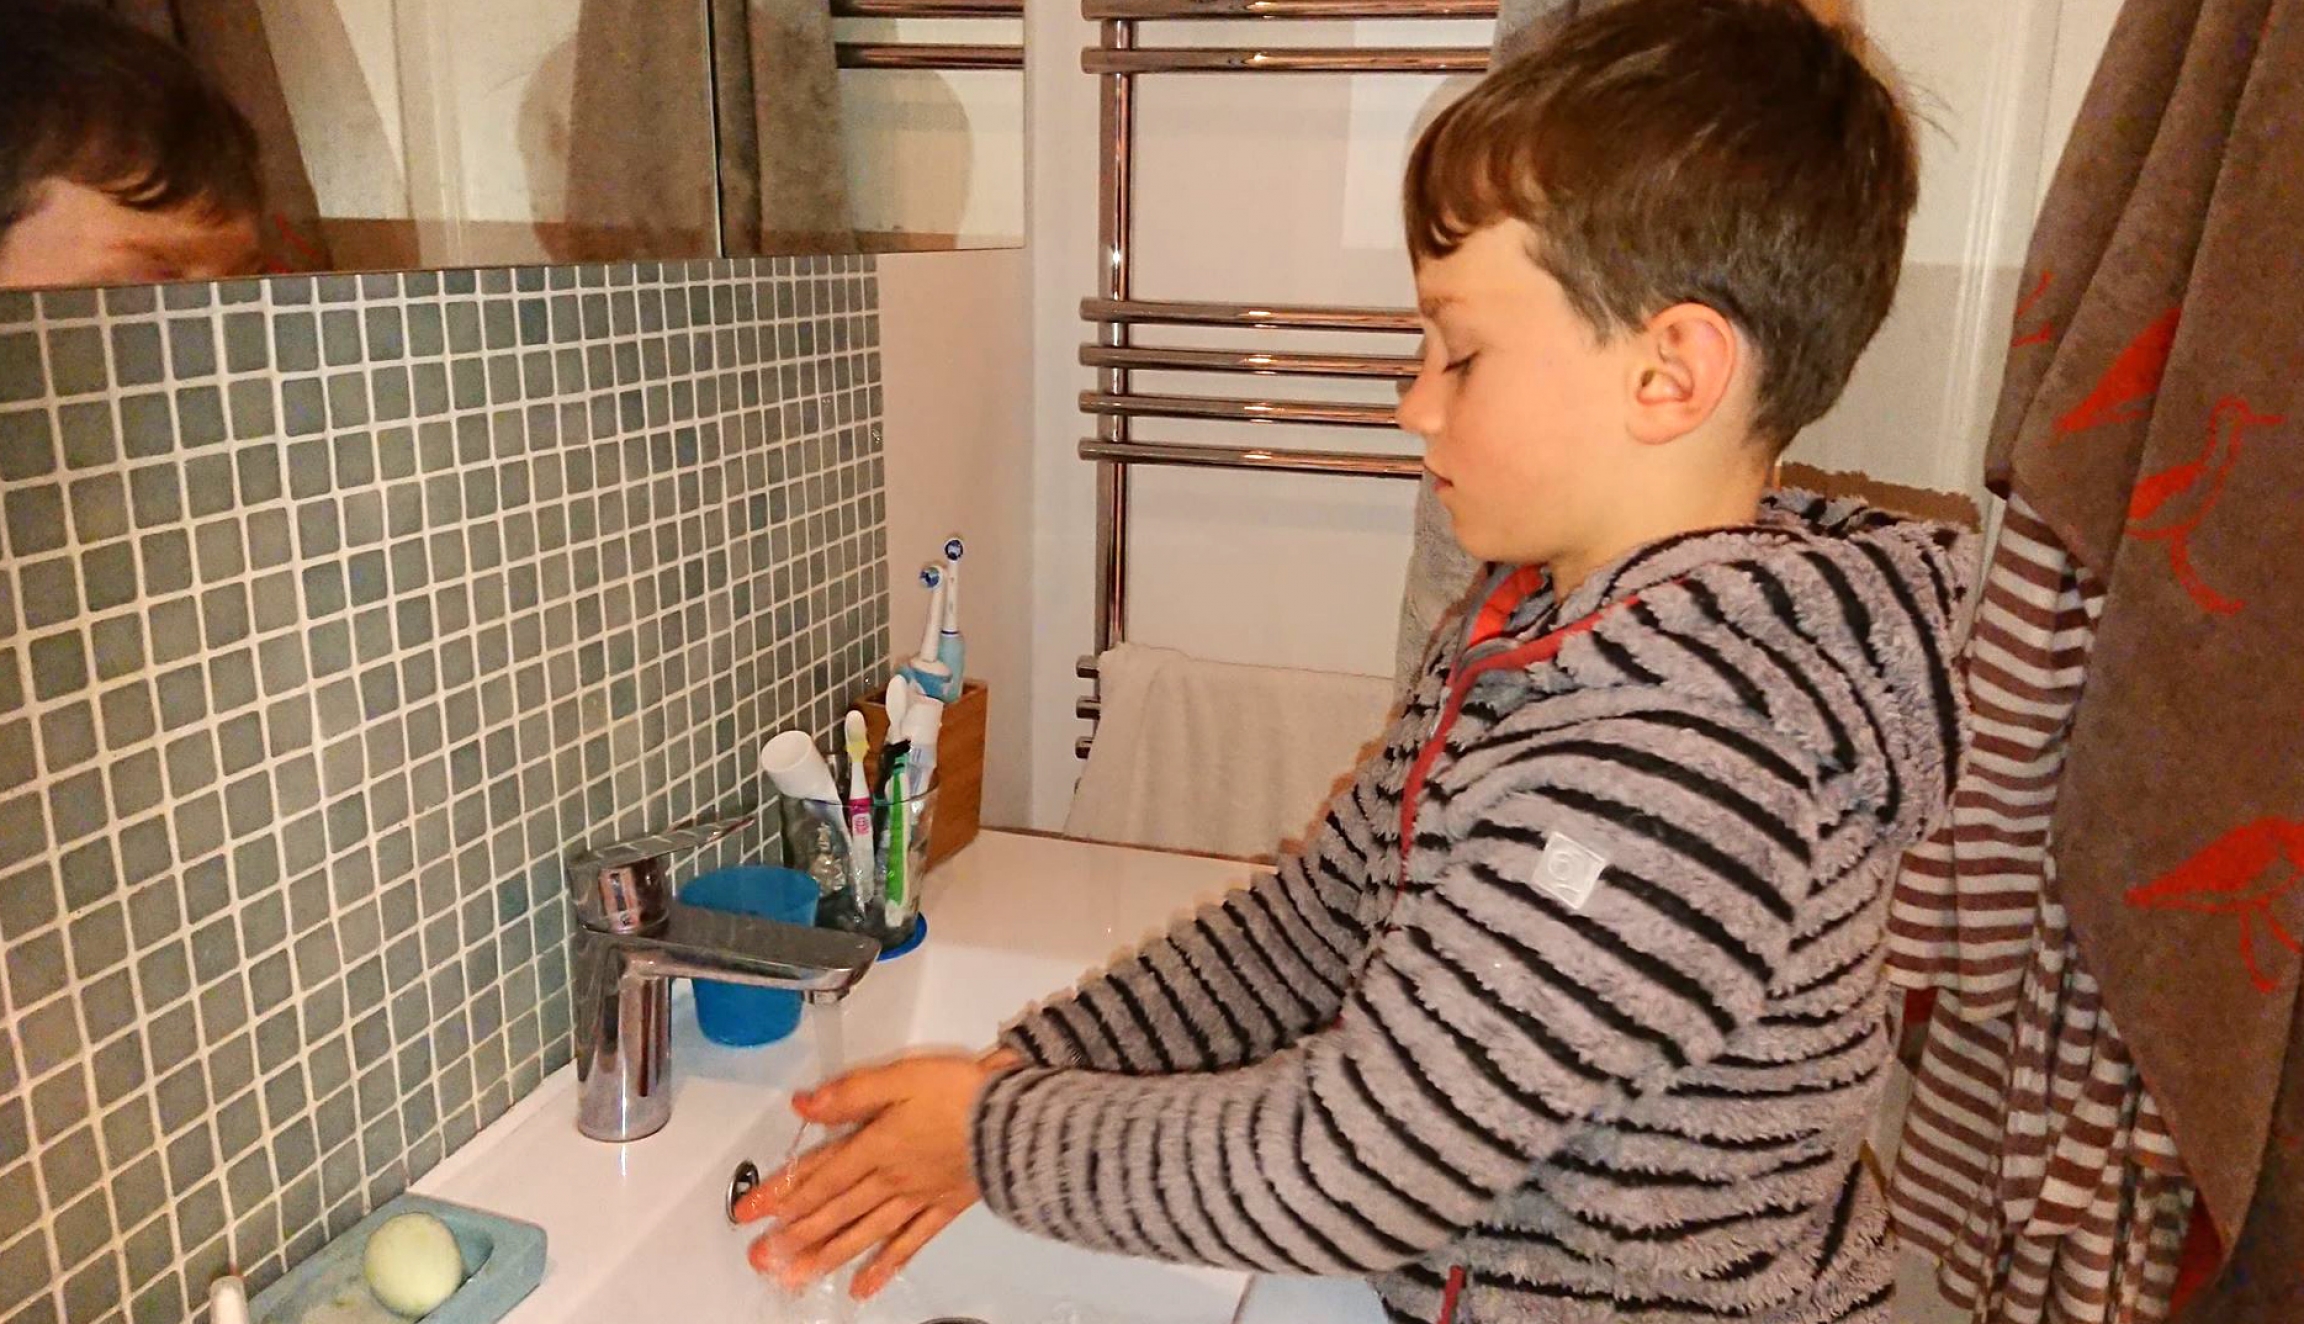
[935,537,965,696]
[900,565,958,701]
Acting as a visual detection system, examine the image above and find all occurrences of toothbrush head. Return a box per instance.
[943,536,964,564]
[920,565,942,589]
[886,675,914,731]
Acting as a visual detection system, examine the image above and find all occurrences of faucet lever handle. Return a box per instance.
[565,809,759,934]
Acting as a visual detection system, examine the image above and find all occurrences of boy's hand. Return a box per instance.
[734,1048,1023,1299]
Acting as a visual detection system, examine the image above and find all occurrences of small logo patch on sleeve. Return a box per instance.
[1535,832,1609,910]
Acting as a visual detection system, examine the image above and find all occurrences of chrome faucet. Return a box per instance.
[565,809,880,1143]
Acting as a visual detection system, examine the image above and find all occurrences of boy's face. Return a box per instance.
[0,179,261,290]
[1400,220,1643,567]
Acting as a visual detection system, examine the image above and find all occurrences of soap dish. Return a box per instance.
[247,1193,546,1324]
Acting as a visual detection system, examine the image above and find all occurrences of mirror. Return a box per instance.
[0,0,1023,291]
[817,0,1026,252]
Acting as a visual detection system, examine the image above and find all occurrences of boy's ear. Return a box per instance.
[1625,302,1741,446]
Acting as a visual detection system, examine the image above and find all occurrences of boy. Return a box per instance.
[0,2,264,289]
[745,1,1968,1320]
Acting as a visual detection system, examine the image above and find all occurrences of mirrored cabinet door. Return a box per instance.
[0,0,1023,291]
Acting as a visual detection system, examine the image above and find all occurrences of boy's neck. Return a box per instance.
[1547,464,1774,602]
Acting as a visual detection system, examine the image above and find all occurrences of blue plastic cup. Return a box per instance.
[679,866,819,1047]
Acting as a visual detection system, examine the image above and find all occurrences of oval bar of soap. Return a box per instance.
[362,1212,466,1317]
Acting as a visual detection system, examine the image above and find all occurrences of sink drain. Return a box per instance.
[918,1318,989,1324]
[727,1160,761,1223]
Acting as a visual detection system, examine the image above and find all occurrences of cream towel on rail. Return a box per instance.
[1065,644,1396,860]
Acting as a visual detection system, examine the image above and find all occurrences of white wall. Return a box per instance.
[1786,1,2067,496]
[1023,1,2118,829]
[876,251,1036,827]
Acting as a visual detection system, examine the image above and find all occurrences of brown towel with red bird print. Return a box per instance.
[1980,0,2303,1316]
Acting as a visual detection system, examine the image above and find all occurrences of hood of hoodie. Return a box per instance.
[1451,488,1980,849]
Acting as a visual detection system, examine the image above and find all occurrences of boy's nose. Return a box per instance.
[1396,368,1444,441]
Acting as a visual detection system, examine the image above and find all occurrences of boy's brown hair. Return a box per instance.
[1404,0,1918,447]
[0,1,262,236]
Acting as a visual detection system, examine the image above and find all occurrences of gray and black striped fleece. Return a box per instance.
[971,491,1975,1323]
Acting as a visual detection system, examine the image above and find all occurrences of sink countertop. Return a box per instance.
[409,830,1317,1321]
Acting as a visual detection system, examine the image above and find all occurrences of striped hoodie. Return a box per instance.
[971,491,1975,1323]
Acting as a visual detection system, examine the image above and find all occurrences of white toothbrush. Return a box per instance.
[886,675,915,754]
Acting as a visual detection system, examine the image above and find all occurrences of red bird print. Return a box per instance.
[2126,818,2304,994]
[2125,397,2283,615]
[2010,271,2056,348]
[2055,306,2182,437]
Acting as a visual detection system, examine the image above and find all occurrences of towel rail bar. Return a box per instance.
[1088,0,1495,17]
[834,0,1021,15]
[1084,297,1420,332]
[1085,47,1486,74]
[837,43,1021,69]
[1079,438,1422,478]
[1080,345,1418,378]
[1081,391,1399,428]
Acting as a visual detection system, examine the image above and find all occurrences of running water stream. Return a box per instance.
[746,999,868,1323]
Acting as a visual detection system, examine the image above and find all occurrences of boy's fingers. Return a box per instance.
[731,1178,777,1224]
[760,1119,893,1224]
[787,1195,926,1286]
[851,1204,963,1300]
[751,1173,894,1273]
[747,1228,785,1276]
[747,1137,839,1219]
[794,1063,909,1123]
[798,1053,983,1123]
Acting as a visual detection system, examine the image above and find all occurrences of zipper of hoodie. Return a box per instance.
[1435,1265,1469,1324]
[1398,587,1650,1324]
[1397,594,1640,888]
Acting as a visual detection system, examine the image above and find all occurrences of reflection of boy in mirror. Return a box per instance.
[0,1,264,289]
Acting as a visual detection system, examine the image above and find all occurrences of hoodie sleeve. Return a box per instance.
[994,752,1397,1075]
[969,697,1822,1274]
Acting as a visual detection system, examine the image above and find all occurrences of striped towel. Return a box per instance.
[1884,497,2194,1323]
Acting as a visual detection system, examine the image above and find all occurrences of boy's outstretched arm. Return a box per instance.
[974,697,1821,1275]
[997,744,1404,1074]
[745,716,1421,1294]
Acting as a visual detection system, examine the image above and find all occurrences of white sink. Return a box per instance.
[412,832,1385,1324]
